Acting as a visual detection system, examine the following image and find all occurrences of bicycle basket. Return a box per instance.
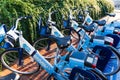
[0,24,7,42]
[38,26,51,36]
[92,45,113,71]
[37,17,50,36]
[69,67,107,80]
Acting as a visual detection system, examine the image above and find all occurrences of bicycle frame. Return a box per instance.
[20,35,54,73]
[19,32,64,79]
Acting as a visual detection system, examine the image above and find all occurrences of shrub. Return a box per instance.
[0,0,114,42]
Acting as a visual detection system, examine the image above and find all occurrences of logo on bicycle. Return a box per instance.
[23,44,31,53]
[73,24,78,30]
[86,17,92,24]
[54,31,60,37]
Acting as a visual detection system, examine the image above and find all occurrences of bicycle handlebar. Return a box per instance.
[69,8,77,20]
[62,8,77,20]
[48,10,57,21]
[15,16,32,30]
[47,11,58,26]
[69,6,94,20]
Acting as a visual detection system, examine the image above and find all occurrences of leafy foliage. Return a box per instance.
[0,0,114,42]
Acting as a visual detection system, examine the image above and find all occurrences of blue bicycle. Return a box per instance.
[0,17,40,75]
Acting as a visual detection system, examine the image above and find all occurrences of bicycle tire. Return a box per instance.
[1,50,40,74]
[33,38,57,59]
[103,46,120,76]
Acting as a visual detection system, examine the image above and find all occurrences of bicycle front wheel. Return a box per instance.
[33,38,57,59]
[1,50,40,74]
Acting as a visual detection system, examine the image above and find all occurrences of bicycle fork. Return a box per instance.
[18,48,24,66]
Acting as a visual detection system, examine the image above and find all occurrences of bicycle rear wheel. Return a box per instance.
[1,50,40,74]
[33,38,57,59]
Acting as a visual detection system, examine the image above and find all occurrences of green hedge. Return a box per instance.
[0,0,114,43]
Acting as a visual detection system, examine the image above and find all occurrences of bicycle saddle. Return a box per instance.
[0,73,20,80]
[48,35,71,49]
[82,23,95,32]
[106,13,116,17]
[93,20,106,26]
[90,35,113,46]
